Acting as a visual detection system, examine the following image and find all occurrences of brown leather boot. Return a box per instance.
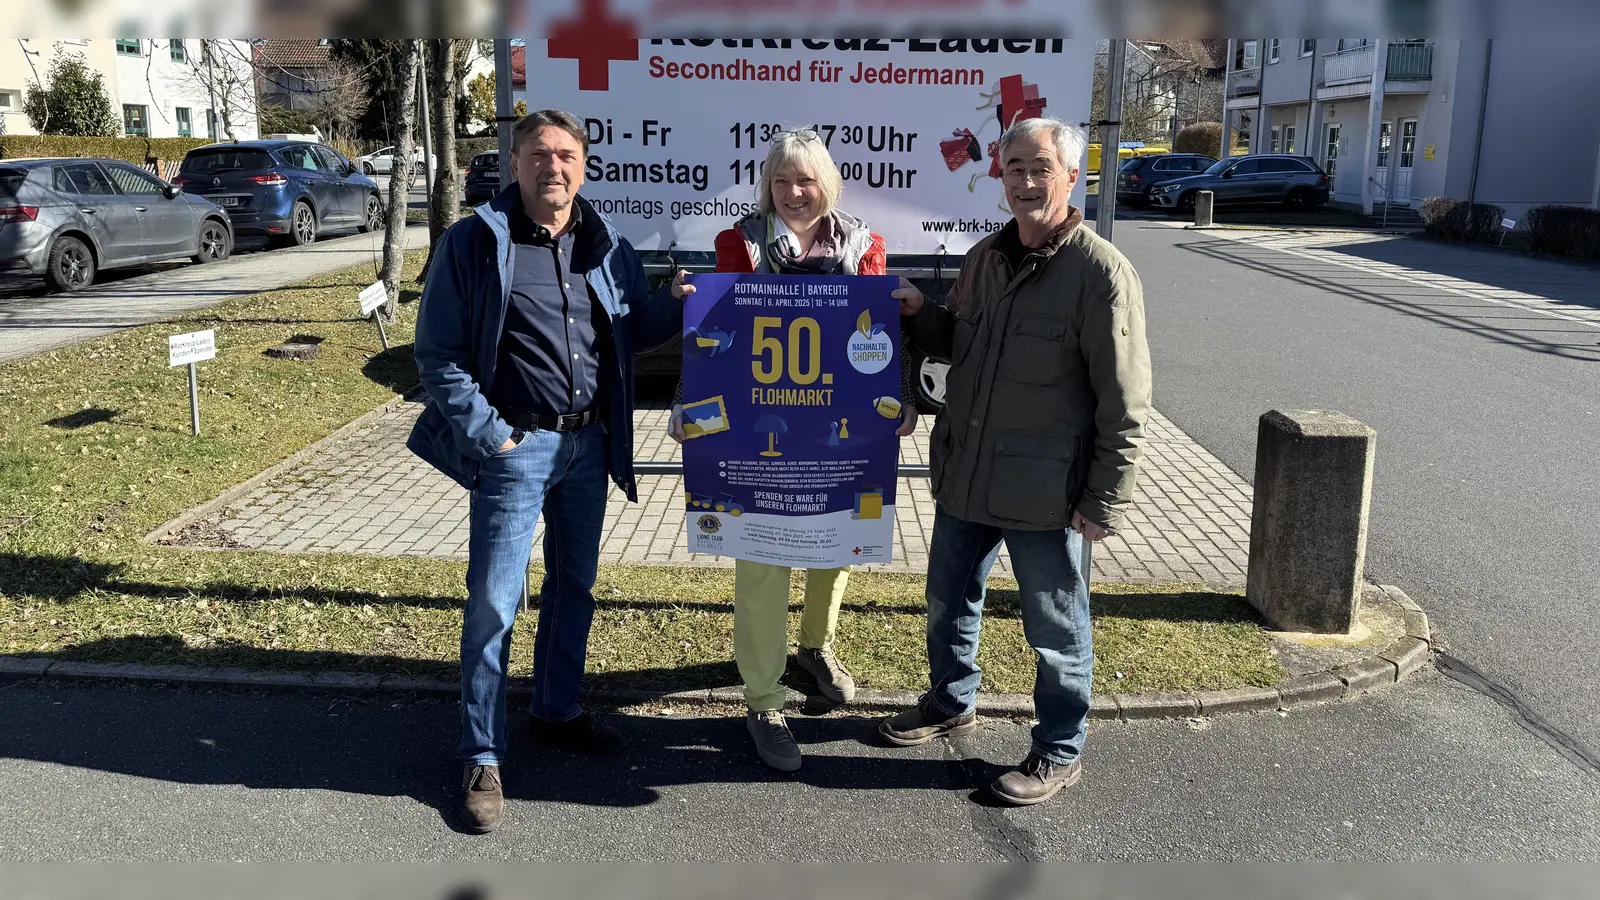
[460,764,503,833]
[879,694,977,747]
[990,752,1082,806]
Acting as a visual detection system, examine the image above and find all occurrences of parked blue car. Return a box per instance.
[174,140,385,246]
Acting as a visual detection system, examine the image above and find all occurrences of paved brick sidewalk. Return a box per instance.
[178,399,1253,586]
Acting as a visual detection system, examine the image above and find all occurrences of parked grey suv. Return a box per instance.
[0,157,233,292]
[1151,154,1331,213]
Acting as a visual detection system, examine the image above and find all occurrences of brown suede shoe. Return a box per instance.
[879,694,977,747]
[460,764,503,833]
[990,752,1082,806]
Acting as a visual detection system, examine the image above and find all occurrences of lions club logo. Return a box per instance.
[697,514,722,534]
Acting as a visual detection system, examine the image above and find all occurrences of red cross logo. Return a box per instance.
[547,0,639,92]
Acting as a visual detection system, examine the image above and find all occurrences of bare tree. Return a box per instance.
[164,41,259,140]
[427,40,462,247]
[306,56,371,145]
[380,40,420,317]
[1095,39,1227,146]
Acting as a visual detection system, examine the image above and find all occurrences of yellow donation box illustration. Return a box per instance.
[853,486,884,520]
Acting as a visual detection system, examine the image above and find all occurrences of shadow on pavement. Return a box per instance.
[1180,238,1600,363]
[0,650,993,830]
[1314,234,1600,309]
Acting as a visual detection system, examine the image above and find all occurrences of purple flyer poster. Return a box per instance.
[680,272,902,567]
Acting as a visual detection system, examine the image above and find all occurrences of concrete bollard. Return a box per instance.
[1194,190,1215,227]
[1246,410,1376,634]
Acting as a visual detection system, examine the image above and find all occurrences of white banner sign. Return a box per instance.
[359,281,388,315]
[168,330,216,367]
[1501,217,1517,230]
[522,38,1093,253]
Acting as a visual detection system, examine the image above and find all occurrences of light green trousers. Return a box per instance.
[733,559,850,712]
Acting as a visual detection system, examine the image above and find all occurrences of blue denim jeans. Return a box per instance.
[460,422,608,766]
[924,505,1093,765]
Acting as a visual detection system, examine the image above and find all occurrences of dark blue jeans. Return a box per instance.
[924,505,1093,765]
[460,422,608,766]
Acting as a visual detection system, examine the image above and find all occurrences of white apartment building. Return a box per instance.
[1224,38,1600,218]
[112,39,258,141]
[0,39,258,141]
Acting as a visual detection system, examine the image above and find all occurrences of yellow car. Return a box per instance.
[1087,144,1170,176]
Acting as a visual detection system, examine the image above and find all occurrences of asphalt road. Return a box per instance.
[1115,223,1600,759]
[0,676,1596,861]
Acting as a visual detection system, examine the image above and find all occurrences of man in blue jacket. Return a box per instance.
[408,109,692,834]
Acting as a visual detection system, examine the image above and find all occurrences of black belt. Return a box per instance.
[503,407,601,433]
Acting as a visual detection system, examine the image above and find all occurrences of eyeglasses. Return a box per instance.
[778,128,822,142]
[1001,165,1062,186]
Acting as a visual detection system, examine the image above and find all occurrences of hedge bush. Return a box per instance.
[1525,205,1600,261]
[0,134,213,165]
[457,137,499,161]
[1419,197,1505,244]
[1174,122,1222,157]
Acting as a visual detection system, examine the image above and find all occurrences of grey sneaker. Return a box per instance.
[746,710,803,772]
[795,645,857,704]
[990,752,1082,806]
[879,694,977,747]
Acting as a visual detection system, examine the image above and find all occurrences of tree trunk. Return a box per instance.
[380,40,419,319]
[426,39,460,254]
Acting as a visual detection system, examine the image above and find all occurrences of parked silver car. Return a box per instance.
[0,157,234,292]
[1150,154,1332,213]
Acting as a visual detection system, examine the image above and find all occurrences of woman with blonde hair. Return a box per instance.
[671,129,918,771]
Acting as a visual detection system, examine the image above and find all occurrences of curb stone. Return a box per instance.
[1114,692,1200,720]
[1194,686,1282,716]
[0,583,1437,722]
[1332,656,1399,697]
[1277,672,1347,709]
[1380,637,1430,679]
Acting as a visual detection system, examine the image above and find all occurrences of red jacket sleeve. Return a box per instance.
[860,233,887,275]
[714,229,756,273]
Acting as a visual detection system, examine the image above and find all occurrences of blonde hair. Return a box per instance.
[757,130,842,219]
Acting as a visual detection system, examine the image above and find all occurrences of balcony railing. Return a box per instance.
[1385,41,1434,81]
[1323,41,1433,87]
[1226,65,1260,98]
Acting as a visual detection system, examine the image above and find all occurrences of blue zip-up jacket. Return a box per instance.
[406,185,680,501]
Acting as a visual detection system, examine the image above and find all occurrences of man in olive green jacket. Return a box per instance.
[880,117,1152,806]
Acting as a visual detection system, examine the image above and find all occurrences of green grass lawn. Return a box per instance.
[0,253,1285,698]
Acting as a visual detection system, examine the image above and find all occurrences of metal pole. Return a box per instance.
[1095,38,1126,242]
[1467,39,1494,204]
[1223,39,1234,158]
[187,362,200,436]
[372,312,391,350]
[417,51,434,206]
[493,40,514,189]
[203,42,219,140]
[1360,39,1388,217]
